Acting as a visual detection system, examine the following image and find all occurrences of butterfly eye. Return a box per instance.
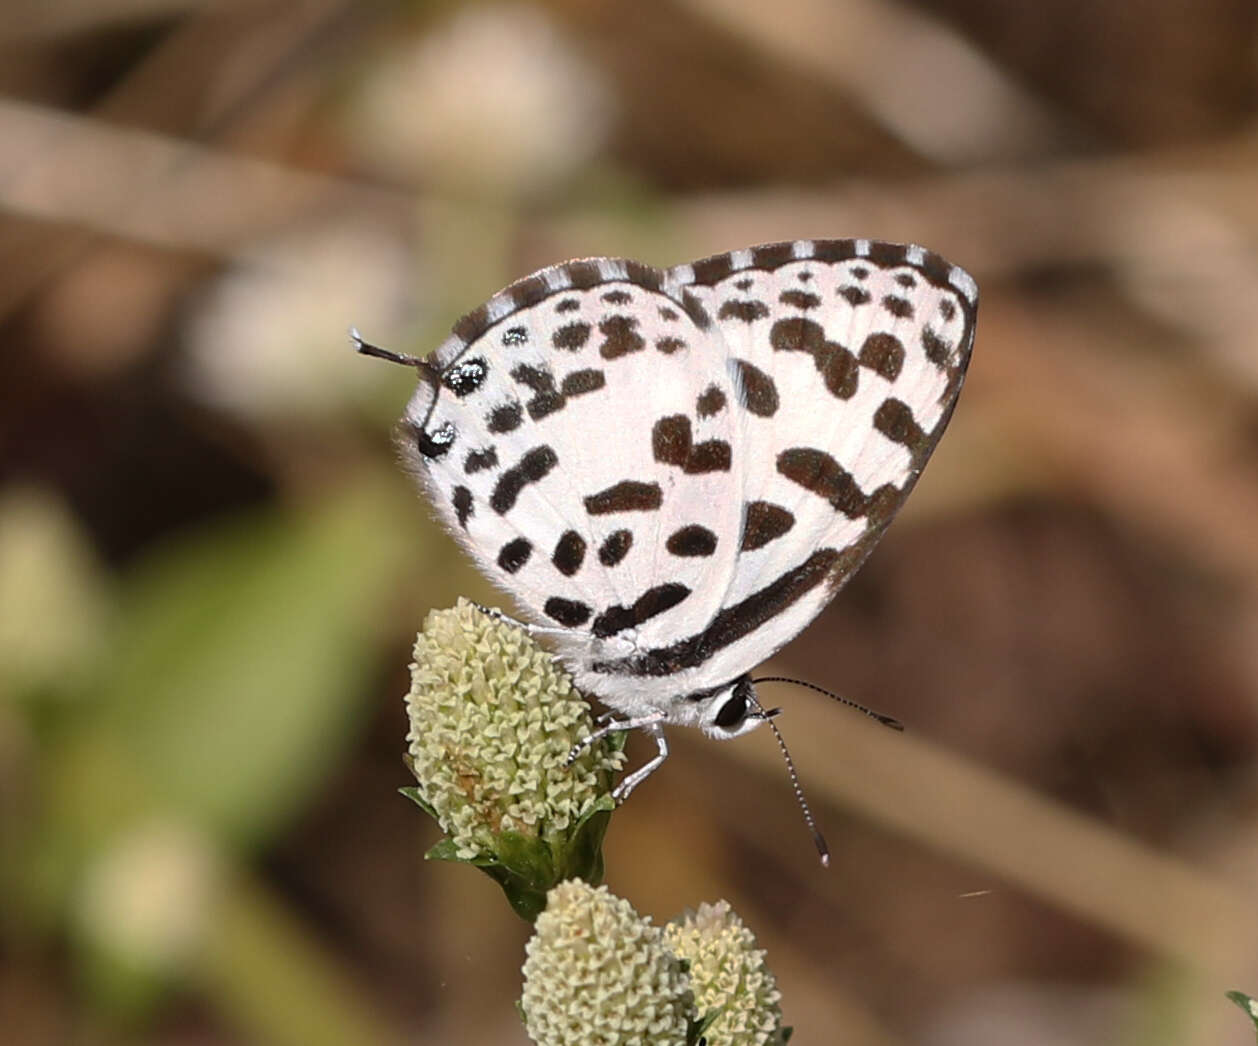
[713,688,748,729]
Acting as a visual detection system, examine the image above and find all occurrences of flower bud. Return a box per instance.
[521,880,696,1046]
[666,901,788,1046]
[403,600,624,919]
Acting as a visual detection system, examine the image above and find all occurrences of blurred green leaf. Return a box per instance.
[0,486,113,701]
[103,476,416,846]
[43,474,420,862]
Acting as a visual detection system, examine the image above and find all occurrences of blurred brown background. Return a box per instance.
[3,0,1258,1043]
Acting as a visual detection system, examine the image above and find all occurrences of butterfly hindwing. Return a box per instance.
[642,240,976,689]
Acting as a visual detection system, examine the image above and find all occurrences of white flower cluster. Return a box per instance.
[405,599,622,860]
[667,901,785,1046]
[521,883,786,1046]
[521,880,694,1046]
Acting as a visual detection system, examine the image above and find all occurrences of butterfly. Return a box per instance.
[358,238,976,815]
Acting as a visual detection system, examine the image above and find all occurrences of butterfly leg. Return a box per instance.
[611,722,669,802]
[473,602,576,643]
[566,711,666,765]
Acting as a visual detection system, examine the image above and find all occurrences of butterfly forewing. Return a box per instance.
[400,263,745,657]
[398,240,976,711]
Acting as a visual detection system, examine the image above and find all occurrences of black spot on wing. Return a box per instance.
[770,318,859,400]
[696,384,726,418]
[413,421,455,459]
[873,398,927,454]
[686,441,731,473]
[858,333,905,381]
[502,326,528,346]
[560,369,605,397]
[545,597,592,628]
[591,583,691,638]
[590,549,840,676]
[655,336,686,354]
[651,416,689,467]
[491,446,558,514]
[585,481,662,514]
[733,359,779,417]
[922,326,952,367]
[651,415,731,473]
[839,285,871,306]
[598,315,645,359]
[463,446,498,474]
[779,289,821,310]
[442,356,489,397]
[777,447,897,520]
[452,485,473,528]
[553,322,591,351]
[552,530,587,577]
[602,289,631,304]
[487,401,523,434]
[718,299,769,324]
[882,295,914,319]
[598,529,633,566]
[740,501,795,551]
[556,297,580,313]
[666,525,717,557]
[497,538,532,574]
[511,364,566,420]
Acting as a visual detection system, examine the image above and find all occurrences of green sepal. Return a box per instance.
[398,785,438,820]
[403,788,620,923]
[418,832,551,921]
[1227,992,1258,1042]
[420,796,618,923]
[689,1006,724,1045]
[421,837,464,863]
[555,792,615,882]
[686,1004,792,1045]
[477,860,550,922]
[399,729,625,922]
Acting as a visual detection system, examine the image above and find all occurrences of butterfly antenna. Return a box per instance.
[752,676,904,732]
[350,327,434,374]
[759,709,830,867]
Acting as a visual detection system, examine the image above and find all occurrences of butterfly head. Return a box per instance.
[697,675,779,740]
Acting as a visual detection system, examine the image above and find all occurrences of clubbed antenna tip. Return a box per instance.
[761,712,830,867]
[753,675,903,732]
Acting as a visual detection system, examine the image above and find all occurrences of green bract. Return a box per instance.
[520,880,697,1046]
[667,901,789,1046]
[402,600,624,920]
[1228,991,1258,1043]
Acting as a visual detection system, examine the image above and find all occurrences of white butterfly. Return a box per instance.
[359,238,976,811]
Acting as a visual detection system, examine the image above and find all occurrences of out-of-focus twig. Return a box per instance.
[0,0,365,320]
[1,0,217,41]
[0,97,404,257]
[678,0,1072,164]
[725,693,1258,982]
